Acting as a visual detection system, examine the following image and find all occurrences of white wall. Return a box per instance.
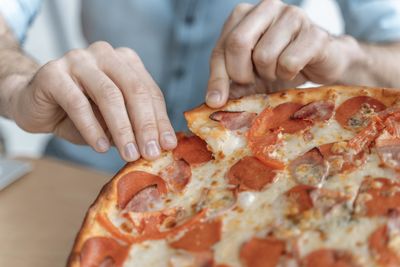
[0,0,342,158]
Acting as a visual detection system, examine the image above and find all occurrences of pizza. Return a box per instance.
[67,85,400,267]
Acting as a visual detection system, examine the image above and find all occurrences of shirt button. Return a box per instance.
[174,67,185,79]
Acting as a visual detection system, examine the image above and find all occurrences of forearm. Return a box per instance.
[338,38,400,88]
[0,16,39,119]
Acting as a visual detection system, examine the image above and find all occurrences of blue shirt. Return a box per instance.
[2,0,400,173]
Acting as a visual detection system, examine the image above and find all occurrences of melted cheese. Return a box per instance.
[99,91,399,267]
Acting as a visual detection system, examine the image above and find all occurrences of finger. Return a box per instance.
[224,0,282,84]
[115,47,177,151]
[206,3,253,108]
[53,117,86,145]
[73,64,140,162]
[253,6,305,82]
[276,25,328,81]
[88,43,162,160]
[50,73,110,153]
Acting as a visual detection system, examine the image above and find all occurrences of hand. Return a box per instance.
[206,0,363,107]
[9,41,177,161]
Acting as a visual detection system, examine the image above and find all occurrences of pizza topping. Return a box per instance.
[289,148,329,186]
[209,110,256,130]
[239,236,287,267]
[285,185,315,215]
[335,96,386,131]
[285,185,347,217]
[375,113,400,170]
[292,100,335,122]
[354,178,400,217]
[169,219,222,252]
[173,134,213,165]
[117,171,167,210]
[227,156,278,192]
[80,237,129,267]
[159,160,191,192]
[368,214,400,266]
[125,185,162,212]
[248,101,334,168]
[347,118,385,156]
[319,142,366,174]
[264,102,312,134]
[301,249,359,267]
[248,129,285,169]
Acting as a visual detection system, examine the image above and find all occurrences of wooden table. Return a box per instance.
[0,157,110,267]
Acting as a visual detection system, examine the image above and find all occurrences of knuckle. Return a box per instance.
[285,7,305,28]
[140,121,158,134]
[253,49,274,69]
[232,3,253,18]
[285,5,305,18]
[226,32,251,52]
[279,56,300,74]
[65,49,87,61]
[115,124,133,137]
[132,83,150,97]
[90,41,114,52]
[151,90,165,102]
[99,80,123,103]
[40,60,62,78]
[66,92,88,112]
[116,47,141,64]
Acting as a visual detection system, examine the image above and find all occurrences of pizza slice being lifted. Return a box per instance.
[68,85,400,267]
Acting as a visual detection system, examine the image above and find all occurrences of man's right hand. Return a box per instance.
[8,41,177,161]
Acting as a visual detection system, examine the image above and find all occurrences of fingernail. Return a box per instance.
[162,132,177,146]
[124,142,139,161]
[206,90,221,104]
[145,140,161,158]
[96,137,110,152]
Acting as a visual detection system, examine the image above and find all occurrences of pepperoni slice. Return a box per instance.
[285,185,346,217]
[285,185,316,214]
[173,134,213,165]
[227,156,278,192]
[80,237,129,267]
[335,96,386,131]
[347,118,385,155]
[247,102,315,168]
[301,249,358,267]
[209,111,257,130]
[239,236,286,267]
[169,219,221,252]
[369,220,400,267]
[288,148,328,186]
[248,129,284,169]
[354,178,400,217]
[159,160,191,192]
[318,142,365,174]
[117,171,167,210]
[292,101,335,122]
[124,185,161,212]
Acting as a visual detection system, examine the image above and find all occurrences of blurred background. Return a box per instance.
[0,0,343,158]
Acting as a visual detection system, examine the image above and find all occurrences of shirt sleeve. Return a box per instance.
[0,0,42,42]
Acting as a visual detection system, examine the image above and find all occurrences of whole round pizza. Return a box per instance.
[68,86,400,267]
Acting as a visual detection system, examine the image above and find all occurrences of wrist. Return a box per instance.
[0,74,32,120]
